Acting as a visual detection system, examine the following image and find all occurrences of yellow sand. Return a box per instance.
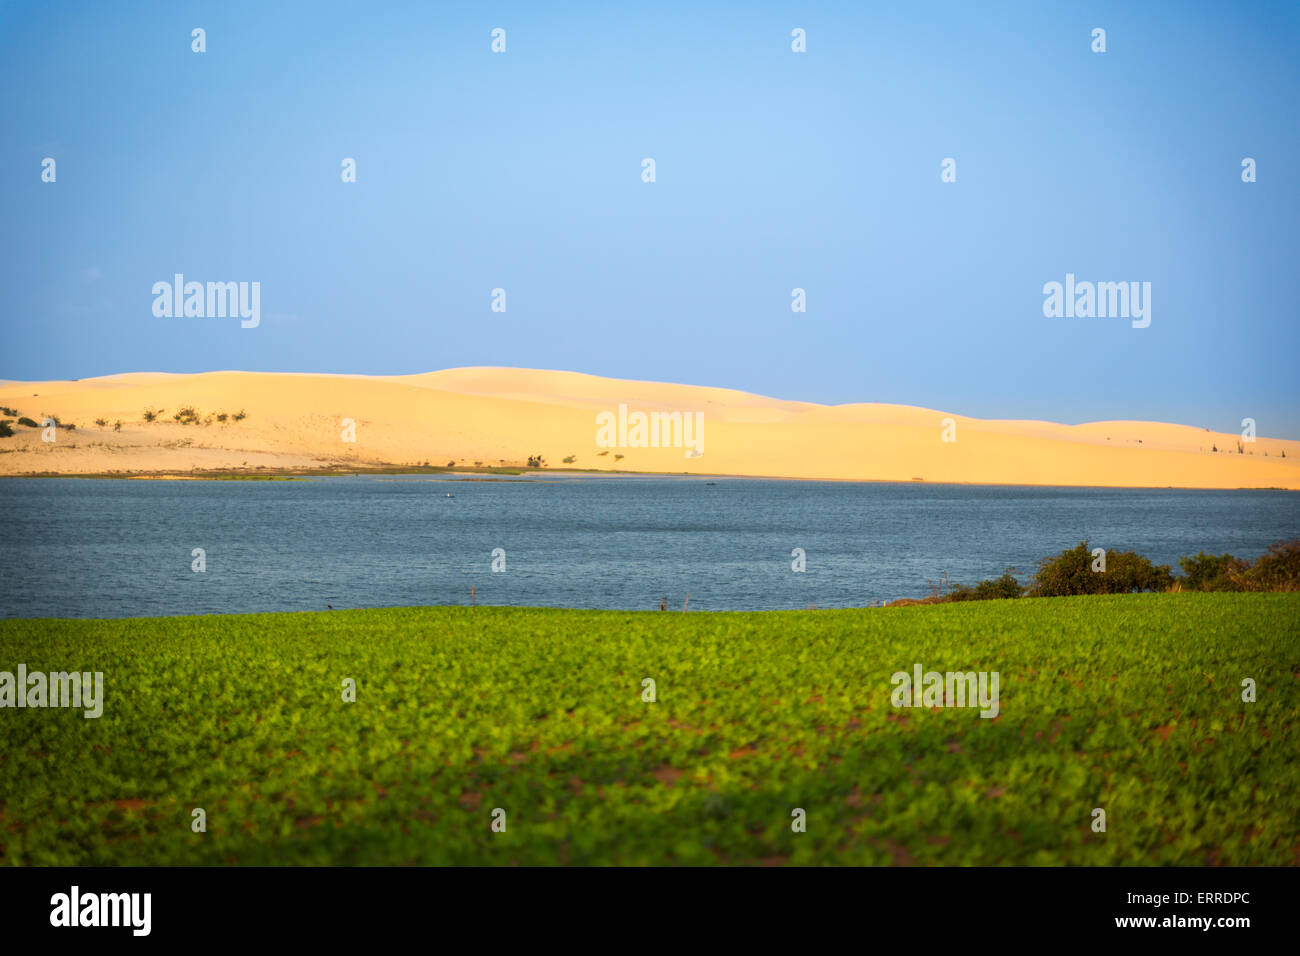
[0,368,1296,489]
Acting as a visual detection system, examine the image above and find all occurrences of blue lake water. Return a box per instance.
[0,475,1296,618]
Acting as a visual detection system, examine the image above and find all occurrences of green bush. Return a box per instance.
[0,420,14,438]
[972,571,1024,600]
[1243,540,1300,592]
[1029,540,1173,596]
[17,417,39,428]
[1178,552,1248,592]
[942,570,1022,602]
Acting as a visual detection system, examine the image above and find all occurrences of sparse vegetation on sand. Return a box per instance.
[142,406,246,426]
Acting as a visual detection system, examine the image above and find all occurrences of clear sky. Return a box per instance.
[2,0,1297,435]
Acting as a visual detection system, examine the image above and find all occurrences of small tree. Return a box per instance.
[1029,540,1173,596]
[1244,540,1300,592]
[1178,552,1248,592]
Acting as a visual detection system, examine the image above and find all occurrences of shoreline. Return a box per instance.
[0,464,1293,492]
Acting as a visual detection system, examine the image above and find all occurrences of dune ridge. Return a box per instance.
[0,367,1296,489]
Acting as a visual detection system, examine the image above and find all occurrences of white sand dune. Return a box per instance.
[0,367,1296,489]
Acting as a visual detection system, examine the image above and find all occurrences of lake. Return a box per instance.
[0,475,1296,618]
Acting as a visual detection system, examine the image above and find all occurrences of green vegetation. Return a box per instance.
[2,594,1296,865]
[143,406,246,426]
[917,540,1299,605]
[16,417,39,428]
[1030,541,1173,597]
[0,421,13,438]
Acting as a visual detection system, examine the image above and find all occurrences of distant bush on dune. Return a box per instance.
[17,417,39,428]
[0,421,14,438]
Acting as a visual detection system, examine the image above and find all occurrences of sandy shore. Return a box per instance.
[0,367,1296,489]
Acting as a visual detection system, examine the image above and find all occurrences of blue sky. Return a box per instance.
[2,0,1297,435]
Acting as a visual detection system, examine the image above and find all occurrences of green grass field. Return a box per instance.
[2,594,1297,865]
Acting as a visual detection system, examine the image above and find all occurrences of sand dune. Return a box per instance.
[0,368,1296,489]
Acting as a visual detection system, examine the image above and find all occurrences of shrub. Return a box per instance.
[527,455,545,468]
[939,569,1023,603]
[0,421,14,438]
[1178,552,1248,592]
[94,418,107,427]
[173,406,199,424]
[972,570,1024,600]
[232,410,247,422]
[1243,540,1300,592]
[17,417,39,428]
[113,420,122,432]
[562,455,576,464]
[216,413,228,423]
[1029,540,1173,596]
[143,408,159,422]
[0,406,17,416]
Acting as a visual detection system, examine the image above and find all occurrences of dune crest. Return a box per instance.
[0,368,1296,489]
